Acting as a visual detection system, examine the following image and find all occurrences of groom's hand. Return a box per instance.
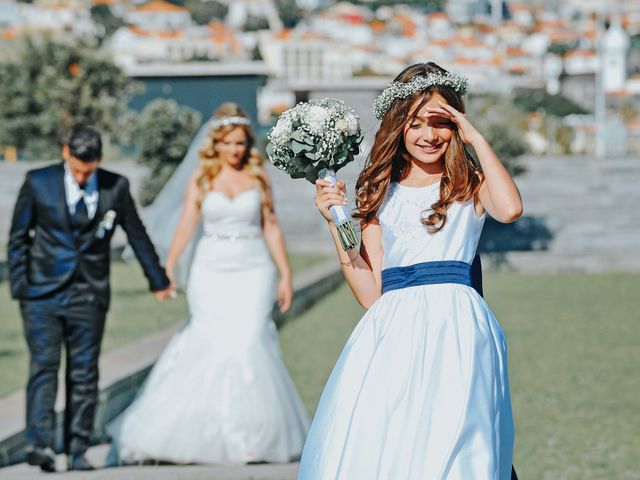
[153,285,177,302]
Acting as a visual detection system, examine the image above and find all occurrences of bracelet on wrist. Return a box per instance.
[339,250,360,267]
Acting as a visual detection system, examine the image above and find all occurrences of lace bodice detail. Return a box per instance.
[200,187,262,237]
[377,182,485,269]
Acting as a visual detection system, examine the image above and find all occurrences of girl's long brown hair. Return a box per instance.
[355,62,480,232]
[196,103,273,217]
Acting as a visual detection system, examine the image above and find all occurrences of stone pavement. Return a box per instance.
[492,155,640,271]
[2,444,298,479]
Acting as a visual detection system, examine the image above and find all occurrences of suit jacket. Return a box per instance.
[7,162,170,309]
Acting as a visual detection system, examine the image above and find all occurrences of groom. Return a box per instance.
[7,125,174,472]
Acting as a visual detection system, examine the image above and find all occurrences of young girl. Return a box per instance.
[298,62,521,479]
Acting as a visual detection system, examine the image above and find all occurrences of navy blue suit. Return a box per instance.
[7,162,169,454]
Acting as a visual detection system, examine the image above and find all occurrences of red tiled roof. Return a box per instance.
[134,0,188,13]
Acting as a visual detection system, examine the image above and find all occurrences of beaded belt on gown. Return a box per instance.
[203,231,260,241]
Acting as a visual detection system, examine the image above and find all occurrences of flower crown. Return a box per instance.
[210,116,251,130]
[372,72,469,120]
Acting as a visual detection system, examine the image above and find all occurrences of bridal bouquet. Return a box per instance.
[266,98,363,251]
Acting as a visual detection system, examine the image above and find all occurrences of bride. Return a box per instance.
[107,103,310,464]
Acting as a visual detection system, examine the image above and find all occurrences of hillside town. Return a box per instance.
[1,0,639,154]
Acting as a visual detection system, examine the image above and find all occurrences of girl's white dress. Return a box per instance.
[298,182,514,479]
[108,188,310,464]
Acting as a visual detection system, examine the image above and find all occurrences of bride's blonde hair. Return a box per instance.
[196,103,273,217]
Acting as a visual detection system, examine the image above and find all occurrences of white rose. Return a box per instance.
[336,118,349,133]
[271,116,292,140]
[344,112,359,135]
[306,105,329,132]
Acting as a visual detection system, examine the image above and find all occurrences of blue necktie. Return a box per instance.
[72,194,89,231]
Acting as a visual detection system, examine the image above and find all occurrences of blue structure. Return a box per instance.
[125,62,268,126]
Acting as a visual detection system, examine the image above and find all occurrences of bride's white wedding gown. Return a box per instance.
[107,187,310,464]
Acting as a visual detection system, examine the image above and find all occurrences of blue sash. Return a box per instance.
[381,260,473,294]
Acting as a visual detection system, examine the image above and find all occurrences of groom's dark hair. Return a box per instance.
[67,124,103,162]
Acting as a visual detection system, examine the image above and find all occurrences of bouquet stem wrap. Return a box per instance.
[319,168,358,251]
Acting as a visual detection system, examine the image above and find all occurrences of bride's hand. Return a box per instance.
[315,179,347,223]
[164,266,178,297]
[166,265,175,284]
[278,277,294,313]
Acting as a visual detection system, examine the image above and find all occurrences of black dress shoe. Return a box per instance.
[25,446,56,473]
[68,453,95,471]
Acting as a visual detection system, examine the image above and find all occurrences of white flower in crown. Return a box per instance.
[372,72,470,120]
[96,210,116,239]
[209,116,251,130]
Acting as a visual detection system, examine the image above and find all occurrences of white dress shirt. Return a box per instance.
[64,162,99,220]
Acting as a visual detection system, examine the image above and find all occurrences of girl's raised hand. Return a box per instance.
[424,100,483,146]
[315,179,347,223]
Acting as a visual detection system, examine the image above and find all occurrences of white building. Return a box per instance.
[19,2,97,37]
[446,0,485,25]
[601,16,630,93]
[0,0,21,28]
[426,12,454,40]
[108,23,246,66]
[226,0,282,31]
[281,39,352,81]
[126,0,192,31]
[564,50,599,75]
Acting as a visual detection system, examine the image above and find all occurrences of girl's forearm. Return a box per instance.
[327,222,380,309]
[471,135,523,221]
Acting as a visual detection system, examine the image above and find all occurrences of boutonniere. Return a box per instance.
[96,210,117,239]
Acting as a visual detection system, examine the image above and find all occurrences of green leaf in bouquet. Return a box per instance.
[333,152,348,165]
[290,155,309,169]
[291,139,312,154]
[304,151,318,160]
[265,142,275,157]
[292,130,316,146]
[290,130,305,142]
[305,168,319,183]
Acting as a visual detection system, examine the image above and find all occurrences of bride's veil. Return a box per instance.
[127,121,212,289]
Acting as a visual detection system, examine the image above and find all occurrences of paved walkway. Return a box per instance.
[2,444,298,479]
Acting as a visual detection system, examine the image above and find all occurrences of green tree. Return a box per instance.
[547,41,579,57]
[244,14,270,32]
[131,99,201,206]
[467,94,528,176]
[0,36,133,160]
[275,0,303,28]
[90,4,126,42]
[185,0,228,25]
[513,89,587,117]
[351,0,445,12]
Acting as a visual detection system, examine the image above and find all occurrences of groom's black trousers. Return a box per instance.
[20,281,106,454]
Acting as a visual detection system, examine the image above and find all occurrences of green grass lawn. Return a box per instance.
[278,272,640,480]
[2,267,638,479]
[0,253,329,398]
